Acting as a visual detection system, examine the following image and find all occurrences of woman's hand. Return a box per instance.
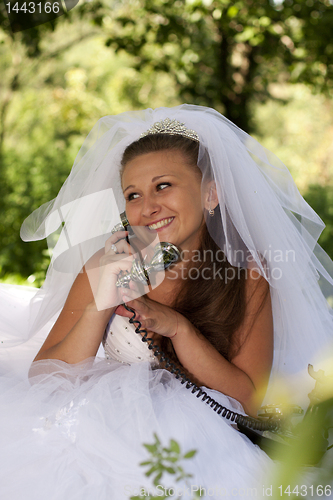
[115,287,184,339]
[91,231,138,311]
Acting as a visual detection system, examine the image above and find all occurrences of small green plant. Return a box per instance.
[130,434,203,499]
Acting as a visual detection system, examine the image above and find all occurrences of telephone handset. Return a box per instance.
[111,211,180,288]
[111,211,134,238]
[110,213,330,462]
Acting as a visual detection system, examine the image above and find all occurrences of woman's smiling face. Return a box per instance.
[121,149,205,253]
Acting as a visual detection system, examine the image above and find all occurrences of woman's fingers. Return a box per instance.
[117,293,176,337]
[93,232,150,311]
[128,280,150,296]
[99,252,132,269]
[105,231,132,255]
[114,304,133,317]
[115,292,179,337]
[120,286,148,304]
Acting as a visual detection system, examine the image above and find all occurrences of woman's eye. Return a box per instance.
[127,193,140,201]
[156,182,171,191]
[127,183,170,200]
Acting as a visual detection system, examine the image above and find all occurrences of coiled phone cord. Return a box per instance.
[123,303,280,432]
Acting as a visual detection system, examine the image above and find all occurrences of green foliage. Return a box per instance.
[130,434,201,500]
[251,85,333,192]
[304,184,333,261]
[272,397,333,499]
[108,0,333,131]
[4,0,333,131]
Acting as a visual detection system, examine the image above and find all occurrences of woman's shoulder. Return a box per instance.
[244,255,270,293]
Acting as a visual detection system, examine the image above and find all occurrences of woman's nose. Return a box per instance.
[141,194,161,218]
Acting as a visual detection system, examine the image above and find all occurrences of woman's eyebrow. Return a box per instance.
[123,184,135,194]
[151,174,174,182]
[123,174,176,193]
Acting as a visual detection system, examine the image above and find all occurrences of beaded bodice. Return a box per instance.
[103,314,156,365]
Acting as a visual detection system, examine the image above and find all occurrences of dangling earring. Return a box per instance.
[208,187,214,217]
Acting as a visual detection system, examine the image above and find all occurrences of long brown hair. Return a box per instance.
[120,134,263,364]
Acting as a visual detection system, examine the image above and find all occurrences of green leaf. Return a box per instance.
[169,439,180,454]
[165,457,178,463]
[184,450,197,459]
[140,460,152,466]
[165,467,176,474]
[144,444,158,454]
[153,433,161,445]
[146,464,160,477]
[153,471,163,487]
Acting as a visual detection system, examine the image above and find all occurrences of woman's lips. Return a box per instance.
[147,217,174,231]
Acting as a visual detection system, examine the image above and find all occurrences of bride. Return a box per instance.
[0,105,332,499]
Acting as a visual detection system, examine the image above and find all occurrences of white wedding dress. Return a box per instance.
[0,295,273,500]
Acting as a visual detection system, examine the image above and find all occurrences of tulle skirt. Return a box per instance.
[0,357,273,500]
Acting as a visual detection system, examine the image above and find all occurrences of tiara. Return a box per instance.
[140,118,200,143]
